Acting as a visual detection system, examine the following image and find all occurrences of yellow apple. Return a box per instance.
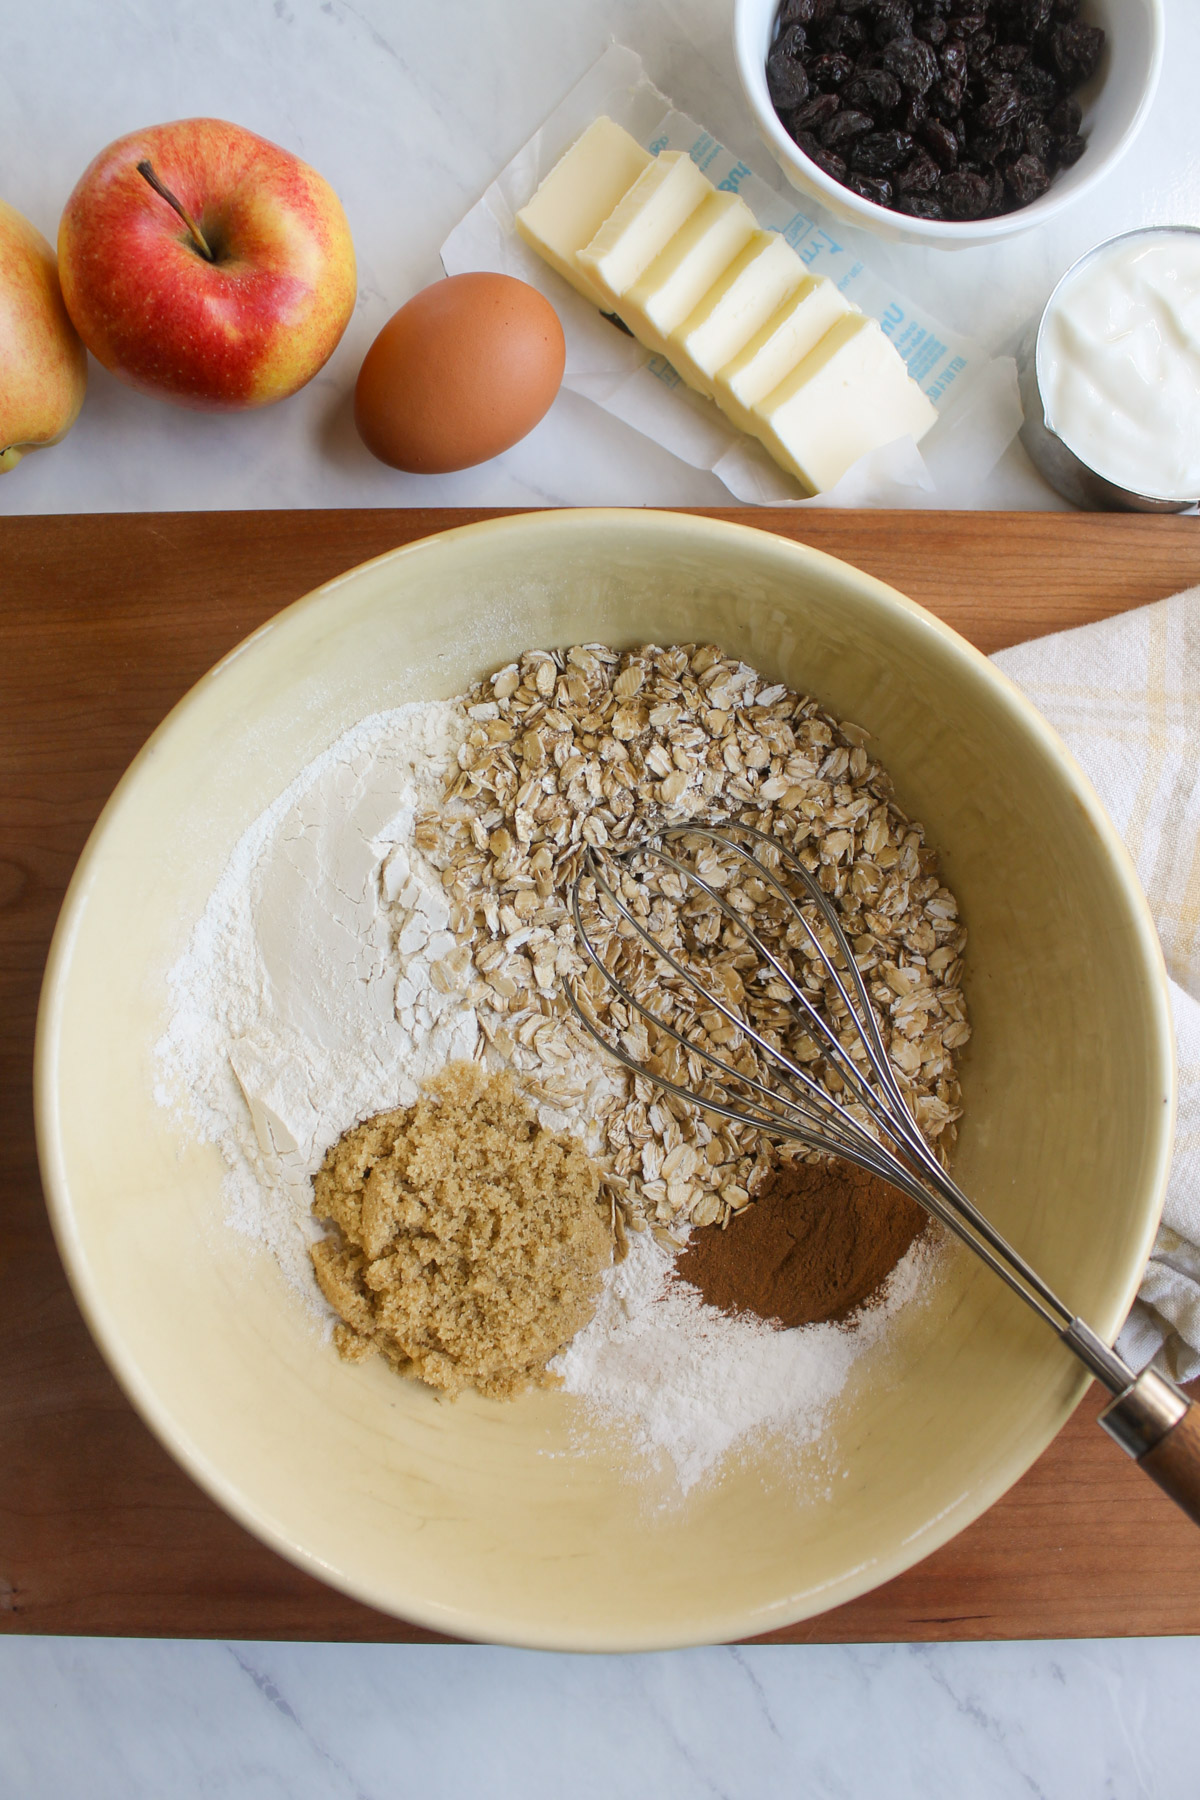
[58,119,357,411]
[0,198,88,473]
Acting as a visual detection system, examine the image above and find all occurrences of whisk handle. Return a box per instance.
[1098,1371,1200,1527]
[1138,1411,1200,1525]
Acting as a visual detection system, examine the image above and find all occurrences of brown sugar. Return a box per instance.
[675,1155,927,1330]
[310,1060,612,1399]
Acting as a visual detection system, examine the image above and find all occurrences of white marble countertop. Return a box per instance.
[2,1635,1199,1798]
[3,2,1199,1793]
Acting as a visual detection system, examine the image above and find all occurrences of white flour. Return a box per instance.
[154,698,476,1304]
[552,1225,934,1497]
[156,693,931,1497]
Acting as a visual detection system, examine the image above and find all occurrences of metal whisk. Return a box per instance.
[567,821,1200,1524]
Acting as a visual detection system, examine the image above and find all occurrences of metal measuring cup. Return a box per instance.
[1018,224,1200,514]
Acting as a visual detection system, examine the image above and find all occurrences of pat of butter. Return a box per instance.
[713,276,857,435]
[609,190,758,361]
[667,231,807,397]
[750,314,938,495]
[577,152,710,300]
[515,117,651,310]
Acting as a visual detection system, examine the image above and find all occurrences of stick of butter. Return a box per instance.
[516,118,651,310]
[749,313,938,495]
[607,190,758,362]
[577,152,710,300]
[515,117,940,496]
[713,276,857,435]
[667,231,808,397]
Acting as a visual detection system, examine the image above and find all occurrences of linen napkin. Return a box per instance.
[993,586,1200,1383]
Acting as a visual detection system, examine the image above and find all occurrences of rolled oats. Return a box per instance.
[416,644,969,1232]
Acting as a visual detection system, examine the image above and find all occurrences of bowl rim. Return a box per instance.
[34,507,1176,1649]
[731,0,1166,249]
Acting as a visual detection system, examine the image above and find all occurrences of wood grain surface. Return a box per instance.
[4,507,1200,1646]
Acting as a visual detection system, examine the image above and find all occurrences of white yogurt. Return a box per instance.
[1038,229,1200,502]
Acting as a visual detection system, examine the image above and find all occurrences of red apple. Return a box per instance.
[57,118,357,411]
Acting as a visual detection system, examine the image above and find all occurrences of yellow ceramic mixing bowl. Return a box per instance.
[35,510,1173,1649]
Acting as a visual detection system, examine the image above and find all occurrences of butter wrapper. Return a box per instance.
[441,44,1021,507]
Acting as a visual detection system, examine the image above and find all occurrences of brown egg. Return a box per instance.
[354,273,566,473]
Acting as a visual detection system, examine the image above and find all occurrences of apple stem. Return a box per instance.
[136,159,215,262]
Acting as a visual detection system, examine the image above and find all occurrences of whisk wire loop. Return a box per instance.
[683,823,938,1159]
[574,845,893,1160]
[566,904,909,1184]
[569,831,931,1195]
[648,824,934,1167]
[623,845,892,1139]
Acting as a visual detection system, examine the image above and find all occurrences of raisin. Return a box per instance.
[1046,94,1082,136]
[1052,0,1081,17]
[846,173,894,205]
[1015,0,1051,35]
[768,55,812,112]
[789,90,843,131]
[976,78,1023,131]
[793,133,850,182]
[988,44,1029,75]
[809,51,857,87]
[1017,61,1060,108]
[897,192,946,218]
[821,107,878,147]
[850,129,915,173]
[1054,131,1086,167]
[895,148,941,192]
[930,78,965,121]
[940,38,968,84]
[873,2,915,45]
[1022,115,1053,162]
[904,92,931,130]
[1051,21,1103,85]
[965,28,996,71]
[969,124,1014,163]
[951,12,987,35]
[774,22,810,59]
[843,68,903,115]
[882,35,940,93]
[918,115,959,168]
[938,168,993,217]
[1004,152,1051,204]
[917,17,949,46]
[819,15,869,51]
[779,0,818,22]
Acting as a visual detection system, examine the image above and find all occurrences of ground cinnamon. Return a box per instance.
[675,1157,927,1329]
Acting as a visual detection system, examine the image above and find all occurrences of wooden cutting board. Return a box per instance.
[4,507,1200,1646]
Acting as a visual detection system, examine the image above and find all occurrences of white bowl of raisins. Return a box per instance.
[734,0,1164,247]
